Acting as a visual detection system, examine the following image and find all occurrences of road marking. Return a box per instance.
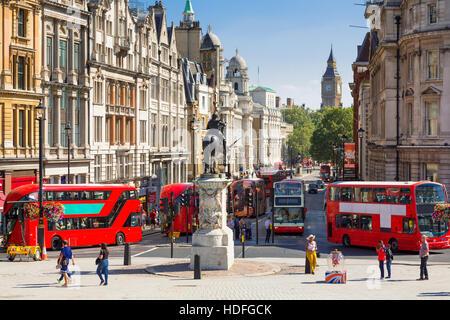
[133,247,157,257]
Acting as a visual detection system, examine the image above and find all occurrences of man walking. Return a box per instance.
[418,235,429,280]
[265,217,272,244]
[376,240,386,280]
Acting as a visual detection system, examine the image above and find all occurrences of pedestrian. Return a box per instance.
[150,209,157,230]
[245,217,252,240]
[239,217,246,240]
[227,216,233,230]
[58,240,75,287]
[417,235,429,281]
[305,235,318,274]
[385,243,393,279]
[234,216,240,240]
[96,242,109,286]
[141,210,147,229]
[376,240,386,279]
[265,217,272,244]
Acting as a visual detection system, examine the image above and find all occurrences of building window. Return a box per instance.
[59,40,67,73]
[427,50,439,80]
[140,120,147,143]
[162,115,169,147]
[105,154,113,181]
[17,9,25,37]
[424,164,438,182]
[151,113,157,147]
[94,80,103,104]
[115,118,120,144]
[140,154,146,177]
[94,116,102,142]
[74,93,80,146]
[425,101,438,136]
[48,87,53,146]
[105,117,111,142]
[151,77,158,100]
[46,37,53,70]
[60,87,67,147]
[160,79,169,102]
[94,155,102,182]
[428,3,437,24]
[139,88,147,110]
[407,53,413,83]
[17,56,25,90]
[407,103,413,137]
[18,109,25,147]
[126,154,133,178]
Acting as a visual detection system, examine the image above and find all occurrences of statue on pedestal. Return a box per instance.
[202,113,227,175]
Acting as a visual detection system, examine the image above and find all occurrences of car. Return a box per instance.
[308,183,318,194]
[316,180,325,189]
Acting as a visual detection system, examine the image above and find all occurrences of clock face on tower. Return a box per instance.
[325,84,332,93]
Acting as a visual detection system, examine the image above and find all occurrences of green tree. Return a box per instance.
[282,105,315,160]
[309,106,353,164]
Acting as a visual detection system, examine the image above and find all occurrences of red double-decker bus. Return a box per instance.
[257,168,287,197]
[2,184,142,250]
[320,164,331,182]
[326,181,450,252]
[230,179,266,218]
[159,183,198,234]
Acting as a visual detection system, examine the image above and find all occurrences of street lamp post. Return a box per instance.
[65,123,72,184]
[358,128,365,181]
[190,117,200,182]
[36,100,45,253]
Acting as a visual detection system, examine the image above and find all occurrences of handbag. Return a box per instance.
[95,257,101,265]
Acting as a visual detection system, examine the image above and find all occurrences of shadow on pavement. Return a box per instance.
[418,292,450,297]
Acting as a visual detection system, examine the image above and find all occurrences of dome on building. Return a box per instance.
[229,48,247,69]
[201,25,221,50]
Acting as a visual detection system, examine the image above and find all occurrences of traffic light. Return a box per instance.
[246,189,254,208]
[180,192,190,207]
[160,198,169,216]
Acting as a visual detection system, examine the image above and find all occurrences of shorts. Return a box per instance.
[151,219,156,225]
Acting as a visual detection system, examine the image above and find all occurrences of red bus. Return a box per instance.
[159,183,198,234]
[2,184,142,250]
[257,168,287,197]
[320,164,331,182]
[273,179,306,234]
[230,179,266,218]
[326,181,450,252]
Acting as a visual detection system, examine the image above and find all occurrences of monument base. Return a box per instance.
[190,228,234,270]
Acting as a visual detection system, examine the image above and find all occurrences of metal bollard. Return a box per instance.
[124,243,131,266]
[194,254,201,279]
[242,233,245,258]
[305,256,311,274]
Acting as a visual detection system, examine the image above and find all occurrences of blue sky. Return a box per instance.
[142,0,369,110]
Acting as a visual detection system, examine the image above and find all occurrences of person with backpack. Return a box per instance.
[58,240,75,287]
[376,240,386,280]
[385,243,394,279]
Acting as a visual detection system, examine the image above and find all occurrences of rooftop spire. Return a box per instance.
[183,0,194,14]
[328,44,336,63]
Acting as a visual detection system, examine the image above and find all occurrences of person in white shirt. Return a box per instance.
[305,234,318,274]
[265,217,272,244]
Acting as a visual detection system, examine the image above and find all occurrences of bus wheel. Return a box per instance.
[116,232,125,246]
[342,235,351,248]
[51,236,62,251]
[7,254,15,262]
[389,238,399,253]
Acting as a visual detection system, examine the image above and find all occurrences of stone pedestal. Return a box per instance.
[189,174,234,270]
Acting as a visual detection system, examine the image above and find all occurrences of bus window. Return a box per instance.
[373,188,386,203]
[360,215,372,231]
[80,191,93,200]
[403,218,415,234]
[354,188,361,202]
[360,188,373,203]
[386,188,400,204]
[340,214,352,229]
[329,187,340,202]
[335,214,340,228]
[341,188,353,202]
[352,214,360,230]
[400,189,412,204]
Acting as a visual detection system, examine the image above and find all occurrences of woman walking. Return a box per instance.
[376,241,386,280]
[305,235,318,274]
[96,243,109,286]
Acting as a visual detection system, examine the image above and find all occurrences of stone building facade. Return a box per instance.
[0,0,43,194]
[362,0,450,189]
[87,0,188,188]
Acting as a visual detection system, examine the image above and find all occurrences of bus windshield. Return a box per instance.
[416,184,448,238]
[275,183,302,196]
[274,207,303,224]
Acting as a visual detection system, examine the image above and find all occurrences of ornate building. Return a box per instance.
[41,0,91,184]
[362,0,450,190]
[87,0,188,189]
[0,0,43,194]
[321,47,342,108]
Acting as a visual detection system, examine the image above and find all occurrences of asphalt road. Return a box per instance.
[25,169,450,263]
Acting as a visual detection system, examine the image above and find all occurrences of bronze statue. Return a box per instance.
[202,113,227,174]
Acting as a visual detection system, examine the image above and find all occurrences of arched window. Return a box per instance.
[234,82,239,91]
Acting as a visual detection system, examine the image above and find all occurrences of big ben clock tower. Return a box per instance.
[321,46,342,108]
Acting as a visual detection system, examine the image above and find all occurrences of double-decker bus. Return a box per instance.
[257,168,287,197]
[230,179,266,218]
[320,164,331,182]
[273,179,306,234]
[159,183,198,235]
[326,181,450,252]
[2,184,142,250]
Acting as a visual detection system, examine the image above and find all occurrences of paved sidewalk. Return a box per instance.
[0,255,449,300]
